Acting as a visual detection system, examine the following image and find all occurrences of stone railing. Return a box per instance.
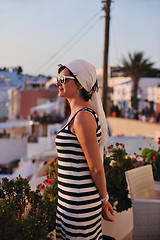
[107,117,160,139]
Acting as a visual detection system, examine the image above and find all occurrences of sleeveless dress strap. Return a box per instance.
[68,107,99,128]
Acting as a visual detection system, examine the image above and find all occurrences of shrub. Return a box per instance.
[140,137,160,181]
[104,143,139,212]
[0,139,159,238]
[104,138,160,212]
[0,157,58,240]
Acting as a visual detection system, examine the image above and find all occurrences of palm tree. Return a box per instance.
[121,51,154,118]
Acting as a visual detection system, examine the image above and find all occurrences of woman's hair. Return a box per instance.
[58,65,98,102]
[79,81,98,101]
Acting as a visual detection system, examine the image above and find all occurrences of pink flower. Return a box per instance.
[107,144,114,153]
[119,143,125,149]
[115,142,119,147]
[47,179,54,185]
[36,184,45,191]
[107,144,113,150]
[121,144,125,149]
[153,155,157,160]
[36,183,42,189]
[45,171,49,179]
[43,179,48,184]
[134,153,138,158]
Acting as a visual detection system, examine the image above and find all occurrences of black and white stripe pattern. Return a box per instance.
[55,108,103,240]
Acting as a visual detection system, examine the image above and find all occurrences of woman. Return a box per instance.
[55,59,114,239]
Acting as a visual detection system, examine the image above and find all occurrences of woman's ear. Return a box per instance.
[76,82,83,90]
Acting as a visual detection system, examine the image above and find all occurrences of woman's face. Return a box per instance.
[56,68,79,99]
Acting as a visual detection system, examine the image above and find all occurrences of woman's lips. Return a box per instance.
[59,88,63,92]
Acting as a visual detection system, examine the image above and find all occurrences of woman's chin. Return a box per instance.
[58,92,65,98]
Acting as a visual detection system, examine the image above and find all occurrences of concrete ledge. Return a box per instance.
[107,117,160,139]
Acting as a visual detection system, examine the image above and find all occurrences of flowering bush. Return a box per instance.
[36,156,58,232]
[0,157,58,240]
[0,139,159,238]
[140,137,160,181]
[104,143,140,212]
[104,137,160,212]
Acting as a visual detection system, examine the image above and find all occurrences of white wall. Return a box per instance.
[148,87,160,103]
[27,137,49,158]
[139,77,160,111]
[0,137,27,164]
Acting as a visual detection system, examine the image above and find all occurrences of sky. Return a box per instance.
[0,0,160,77]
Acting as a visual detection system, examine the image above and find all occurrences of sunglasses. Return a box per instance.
[57,75,75,84]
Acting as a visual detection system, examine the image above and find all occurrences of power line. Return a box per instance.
[33,9,102,75]
[0,10,103,110]
[42,16,101,75]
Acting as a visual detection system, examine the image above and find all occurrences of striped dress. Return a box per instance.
[55,107,103,240]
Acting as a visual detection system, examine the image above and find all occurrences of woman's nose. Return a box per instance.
[56,80,62,86]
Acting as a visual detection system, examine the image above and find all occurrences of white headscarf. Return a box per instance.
[59,59,109,160]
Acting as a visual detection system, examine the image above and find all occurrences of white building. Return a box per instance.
[0,68,51,118]
[108,76,160,115]
[148,86,160,113]
[0,68,23,117]
[108,77,132,110]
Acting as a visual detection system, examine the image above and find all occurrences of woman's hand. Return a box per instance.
[102,201,115,222]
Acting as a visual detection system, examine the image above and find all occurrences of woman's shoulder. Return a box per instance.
[74,108,97,128]
[77,107,98,117]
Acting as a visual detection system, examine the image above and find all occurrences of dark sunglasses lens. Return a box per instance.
[60,76,65,84]
[57,76,65,84]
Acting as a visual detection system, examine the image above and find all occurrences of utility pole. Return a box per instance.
[102,0,111,116]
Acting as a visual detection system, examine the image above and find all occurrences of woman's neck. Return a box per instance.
[67,97,90,115]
